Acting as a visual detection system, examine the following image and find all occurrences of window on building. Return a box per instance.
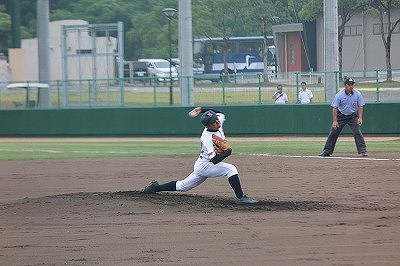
[289,44,294,65]
[373,23,400,35]
[373,24,381,34]
[76,49,92,54]
[344,25,362,36]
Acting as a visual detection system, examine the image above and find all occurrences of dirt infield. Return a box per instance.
[1,153,399,265]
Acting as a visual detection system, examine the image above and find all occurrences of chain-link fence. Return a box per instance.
[1,69,400,109]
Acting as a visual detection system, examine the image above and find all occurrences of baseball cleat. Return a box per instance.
[360,152,368,157]
[236,195,258,204]
[319,152,330,157]
[141,180,159,194]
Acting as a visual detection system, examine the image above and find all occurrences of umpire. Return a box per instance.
[320,77,368,157]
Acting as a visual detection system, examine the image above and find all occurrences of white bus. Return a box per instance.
[193,36,276,77]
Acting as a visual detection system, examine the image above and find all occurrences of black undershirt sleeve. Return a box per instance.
[210,148,232,164]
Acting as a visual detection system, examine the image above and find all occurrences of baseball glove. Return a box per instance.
[212,134,231,154]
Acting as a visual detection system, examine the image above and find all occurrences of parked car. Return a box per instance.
[124,61,148,78]
[138,59,178,83]
[132,61,148,78]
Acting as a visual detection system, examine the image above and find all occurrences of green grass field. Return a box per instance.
[0,138,398,160]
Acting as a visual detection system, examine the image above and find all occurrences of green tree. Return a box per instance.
[192,3,216,38]
[367,0,400,81]
[248,0,277,83]
[337,1,369,76]
[209,0,241,76]
[126,1,178,60]
[0,4,11,55]
[246,0,295,83]
[3,0,305,68]
[202,0,295,78]
[52,0,140,60]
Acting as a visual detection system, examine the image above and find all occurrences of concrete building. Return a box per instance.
[273,9,400,73]
[10,20,118,82]
[316,9,400,73]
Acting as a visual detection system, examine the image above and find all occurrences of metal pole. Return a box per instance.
[117,21,124,107]
[61,25,68,107]
[295,72,299,103]
[179,0,194,106]
[163,7,177,105]
[11,0,21,48]
[375,69,380,102]
[323,0,339,103]
[168,18,173,105]
[37,0,51,108]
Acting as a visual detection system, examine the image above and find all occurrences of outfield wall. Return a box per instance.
[1,103,399,136]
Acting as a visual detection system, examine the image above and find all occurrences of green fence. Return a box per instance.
[1,103,399,136]
[1,69,400,109]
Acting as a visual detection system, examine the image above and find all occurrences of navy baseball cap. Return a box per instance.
[200,110,218,126]
[344,77,355,85]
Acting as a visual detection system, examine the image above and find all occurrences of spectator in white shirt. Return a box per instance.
[272,84,289,104]
[298,81,313,104]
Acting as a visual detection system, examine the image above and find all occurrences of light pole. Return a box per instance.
[271,16,279,78]
[162,7,177,105]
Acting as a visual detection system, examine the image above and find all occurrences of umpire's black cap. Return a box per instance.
[344,77,355,85]
[200,110,218,126]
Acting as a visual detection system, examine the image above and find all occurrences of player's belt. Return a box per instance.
[338,111,355,116]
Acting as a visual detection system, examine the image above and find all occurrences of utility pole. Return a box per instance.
[10,0,21,48]
[178,0,194,106]
[37,0,51,108]
[323,0,339,102]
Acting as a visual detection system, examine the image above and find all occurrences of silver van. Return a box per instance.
[138,59,178,83]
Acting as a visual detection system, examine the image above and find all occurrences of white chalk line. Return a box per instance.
[1,149,398,161]
[247,153,400,161]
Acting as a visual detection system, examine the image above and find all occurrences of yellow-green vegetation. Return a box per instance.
[1,79,398,108]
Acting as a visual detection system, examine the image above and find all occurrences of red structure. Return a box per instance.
[272,23,310,72]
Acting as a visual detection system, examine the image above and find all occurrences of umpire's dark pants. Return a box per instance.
[322,112,367,155]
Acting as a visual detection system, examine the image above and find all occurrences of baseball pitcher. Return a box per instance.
[142,107,257,204]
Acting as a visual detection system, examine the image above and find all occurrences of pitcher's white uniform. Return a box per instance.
[142,108,257,204]
[175,113,238,191]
